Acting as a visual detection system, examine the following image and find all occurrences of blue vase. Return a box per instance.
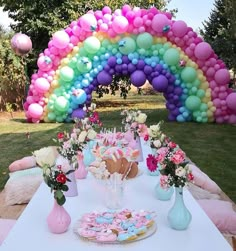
[154,181,174,201]
[83,142,95,167]
[168,187,192,230]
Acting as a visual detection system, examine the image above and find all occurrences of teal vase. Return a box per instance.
[168,187,192,230]
[154,181,174,201]
[83,142,95,167]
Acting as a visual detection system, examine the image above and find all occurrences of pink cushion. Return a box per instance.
[0,219,16,245]
[188,164,221,194]
[9,156,36,172]
[198,199,236,235]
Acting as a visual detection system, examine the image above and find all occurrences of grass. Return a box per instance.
[0,93,235,203]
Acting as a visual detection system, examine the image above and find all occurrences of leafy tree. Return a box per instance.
[0,25,27,111]
[0,0,175,103]
[200,0,236,73]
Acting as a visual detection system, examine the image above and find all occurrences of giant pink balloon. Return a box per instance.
[214,69,230,85]
[112,16,129,34]
[11,33,32,56]
[79,13,97,32]
[194,42,213,60]
[151,14,170,33]
[34,77,50,93]
[226,93,236,112]
[172,20,188,37]
[28,103,43,119]
[52,30,70,49]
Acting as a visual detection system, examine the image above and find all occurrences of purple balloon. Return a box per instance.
[122,64,128,70]
[115,65,122,73]
[168,113,176,121]
[104,65,110,72]
[128,63,136,73]
[71,108,87,119]
[122,55,130,64]
[130,70,147,87]
[152,75,168,92]
[144,65,153,75]
[137,60,145,70]
[97,71,112,85]
[172,108,180,116]
[166,85,174,93]
[174,87,183,95]
[107,56,117,67]
[109,69,115,75]
[155,64,163,72]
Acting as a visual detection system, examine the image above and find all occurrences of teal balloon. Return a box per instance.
[77,57,92,73]
[118,37,136,55]
[181,67,197,83]
[84,36,101,54]
[136,32,153,49]
[54,96,69,112]
[163,48,180,66]
[71,89,87,104]
[200,103,208,111]
[60,66,74,82]
[185,96,201,111]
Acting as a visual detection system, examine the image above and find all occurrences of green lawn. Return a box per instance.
[0,93,235,202]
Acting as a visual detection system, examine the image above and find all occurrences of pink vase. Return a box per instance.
[75,152,88,179]
[47,200,71,234]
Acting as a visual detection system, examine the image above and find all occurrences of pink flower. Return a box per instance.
[144,134,149,141]
[138,124,148,137]
[171,149,185,164]
[156,147,168,163]
[168,141,177,148]
[146,154,158,172]
[160,175,169,189]
[187,173,194,181]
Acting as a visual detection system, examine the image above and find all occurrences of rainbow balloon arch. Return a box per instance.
[23,5,236,124]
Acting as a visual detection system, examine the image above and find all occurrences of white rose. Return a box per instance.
[90,103,96,110]
[153,140,161,148]
[175,166,186,177]
[33,147,56,167]
[148,126,159,138]
[87,129,97,140]
[55,155,71,172]
[135,113,147,124]
[78,131,88,143]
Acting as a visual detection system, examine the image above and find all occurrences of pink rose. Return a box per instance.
[171,149,185,164]
[160,175,169,189]
[168,141,177,148]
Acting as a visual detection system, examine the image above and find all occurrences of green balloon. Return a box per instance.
[84,36,101,54]
[47,112,56,121]
[77,57,92,73]
[163,48,180,66]
[185,95,201,111]
[196,89,205,98]
[136,32,153,49]
[181,67,197,83]
[200,103,208,112]
[60,66,74,82]
[118,37,136,55]
[54,96,69,112]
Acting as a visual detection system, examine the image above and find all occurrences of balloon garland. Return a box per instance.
[23,5,236,124]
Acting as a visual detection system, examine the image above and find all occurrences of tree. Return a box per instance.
[200,0,236,73]
[0,26,26,111]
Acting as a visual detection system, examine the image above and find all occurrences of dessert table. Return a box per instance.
[0,141,233,251]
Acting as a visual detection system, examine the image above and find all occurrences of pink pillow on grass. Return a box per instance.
[198,199,236,235]
[0,219,16,245]
[9,156,36,172]
[188,164,221,194]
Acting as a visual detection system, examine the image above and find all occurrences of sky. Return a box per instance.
[0,1,215,31]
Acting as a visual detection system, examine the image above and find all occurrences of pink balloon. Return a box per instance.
[194,42,213,60]
[52,30,70,49]
[172,20,188,37]
[37,56,53,71]
[206,67,215,78]
[102,6,112,14]
[11,33,32,56]
[226,93,236,112]
[151,14,170,33]
[34,78,50,93]
[229,114,236,124]
[79,13,97,32]
[112,16,129,34]
[133,17,143,27]
[28,103,43,119]
[214,69,230,85]
[122,4,132,15]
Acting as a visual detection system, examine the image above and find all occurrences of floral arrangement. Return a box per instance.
[83,103,103,129]
[43,164,74,205]
[156,142,194,188]
[147,121,170,149]
[120,109,148,139]
[54,116,97,164]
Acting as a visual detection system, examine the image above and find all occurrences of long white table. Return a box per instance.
[0,142,233,251]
